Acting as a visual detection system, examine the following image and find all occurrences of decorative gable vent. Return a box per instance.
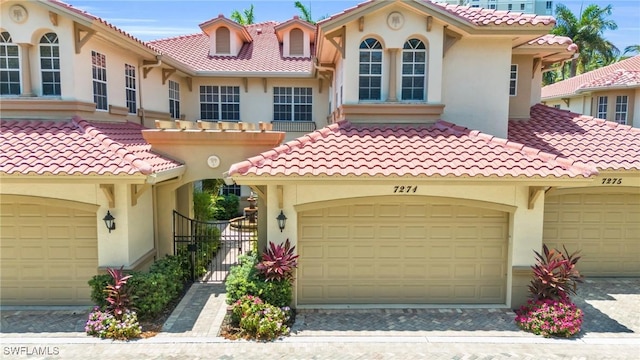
[275,16,315,58]
[199,14,253,57]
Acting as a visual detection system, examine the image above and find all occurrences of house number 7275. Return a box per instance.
[394,186,418,193]
[601,178,622,185]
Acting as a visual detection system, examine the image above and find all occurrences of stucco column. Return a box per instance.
[17,43,33,97]
[257,188,267,253]
[386,48,399,102]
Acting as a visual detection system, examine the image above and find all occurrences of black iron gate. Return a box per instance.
[173,210,257,282]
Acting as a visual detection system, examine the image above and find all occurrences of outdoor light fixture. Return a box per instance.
[276,210,287,232]
[103,211,116,233]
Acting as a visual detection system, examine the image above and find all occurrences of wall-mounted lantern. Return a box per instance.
[103,211,116,233]
[276,210,287,232]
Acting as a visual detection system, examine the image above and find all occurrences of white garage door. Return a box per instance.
[1,197,98,305]
[297,198,509,305]
[544,191,640,276]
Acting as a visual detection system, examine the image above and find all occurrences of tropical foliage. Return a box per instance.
[231,4,255,25]
[256,239,299,282]
[549,4,618,80]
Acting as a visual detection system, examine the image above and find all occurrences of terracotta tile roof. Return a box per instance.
[509,104,640,171]
[541,55,640,99]
[527,34,578,51]
[47,0,160,54]
[148,22,313,73]
[578,69,640,91]
[1,117,182,176]
[229,121,595,179]
[318,1,555,28]
[433,3,555,27]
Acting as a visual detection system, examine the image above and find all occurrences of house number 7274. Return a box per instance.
[394,186,418,193]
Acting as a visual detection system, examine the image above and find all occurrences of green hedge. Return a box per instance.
[225,253,292,308]
[88,255,189,320]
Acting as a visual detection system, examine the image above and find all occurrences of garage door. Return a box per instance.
[544,191,640,276]
[1,197,98,305]
[297,199,508,305]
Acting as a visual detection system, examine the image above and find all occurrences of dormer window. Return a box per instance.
[199,14,253,57]
[275,16,315,58]
[215,27,231,54]
[289,28,304,56]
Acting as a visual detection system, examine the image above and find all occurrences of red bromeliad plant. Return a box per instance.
[528,244,584,301]
[104,266,133,320]
[256,239,299,282]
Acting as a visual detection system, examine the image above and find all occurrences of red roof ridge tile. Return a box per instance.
[71,116,153,175]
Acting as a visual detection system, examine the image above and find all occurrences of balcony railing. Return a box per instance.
[271,121,317,132]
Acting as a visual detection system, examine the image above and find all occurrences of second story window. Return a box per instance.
[220,184,241,197]
[359,38,383,101]
[169,80,180,119]
[520,3,525,10]
[0,31,20,95]
[91,51,107,110]
[125,64,136,114]
[508,4,513,10]
[215,27,230,54]
[615,95,628,124]
[509,64,518,96]
[402,39,427,101]
[273,87,312,121]
[289,28,304,56]
[39,32,60,96]
[597,96,608,119]
[200,85,240,121]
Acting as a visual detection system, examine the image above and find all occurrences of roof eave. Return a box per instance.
[194,70,313,77]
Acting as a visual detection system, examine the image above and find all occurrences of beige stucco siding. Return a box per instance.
[509,55,533,119]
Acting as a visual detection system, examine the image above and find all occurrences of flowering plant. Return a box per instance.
[85,307,141,340]
[230,295,291,340]
[515,297,583,338]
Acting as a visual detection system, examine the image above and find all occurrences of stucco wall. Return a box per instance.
[442,37,512,137]
[509,55,533,119]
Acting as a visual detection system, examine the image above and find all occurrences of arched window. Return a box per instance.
[359,38,382,101]
[0,31,20,95]
[40,32,61,96]
[289,28,304,56]
[215,27,230,54]
[401,39,426,101]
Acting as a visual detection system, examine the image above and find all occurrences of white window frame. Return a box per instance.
[91,51,108,111]
[125,64,136,114]
[220,184,241,197]
[401,39,427,101]
[614,95,628,124]
[596,96,608,119]
[199,85,240,121]
[359,38,383,101]
[509,64,518,96]
[169,80,180,119]
[39,32,60,96]
[273,86,313,121]
[0,31,21,96]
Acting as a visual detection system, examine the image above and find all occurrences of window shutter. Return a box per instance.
[216,27,230,54]
[289,28,304,56]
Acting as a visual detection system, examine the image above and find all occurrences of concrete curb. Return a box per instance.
[2,335,638,345]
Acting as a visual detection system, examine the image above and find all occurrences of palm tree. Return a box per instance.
[552,4,618,78]
[294,1,314,24]
[623,45,640,56]
[231,4,255,25]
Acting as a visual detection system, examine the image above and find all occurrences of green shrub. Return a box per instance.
[231,295,291,340]
[214,194,240,220]
[176,226,221,278]
[88,255,189,320]
[225,253,292,308]
[193,190,215,222]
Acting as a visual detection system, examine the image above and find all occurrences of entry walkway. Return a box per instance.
[1,278,639,342]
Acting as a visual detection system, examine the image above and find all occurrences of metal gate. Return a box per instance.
[173,210,257,282]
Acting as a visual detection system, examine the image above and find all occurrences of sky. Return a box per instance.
[65,0,639,51]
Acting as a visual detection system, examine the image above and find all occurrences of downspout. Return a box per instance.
[140,55,163,126]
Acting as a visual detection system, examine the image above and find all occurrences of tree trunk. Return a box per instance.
[570,58,578,78]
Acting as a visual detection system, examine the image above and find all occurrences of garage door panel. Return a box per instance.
[544,192,639,276]
[1,201,98,305]
[298,201,508,305]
